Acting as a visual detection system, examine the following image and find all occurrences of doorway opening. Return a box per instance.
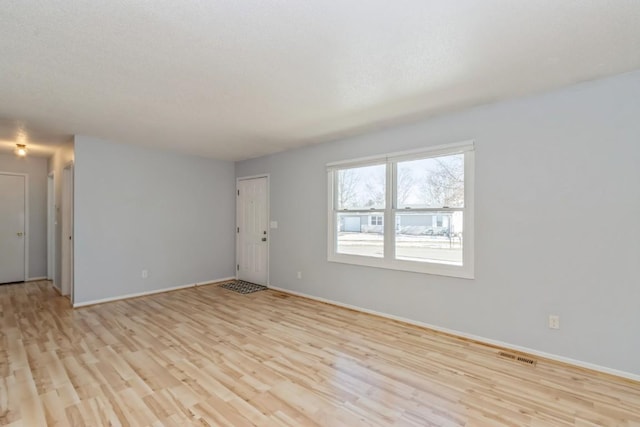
[61,163,74,302]
[47,172,55,284]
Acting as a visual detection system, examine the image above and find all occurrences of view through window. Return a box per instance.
[328,142,474,278]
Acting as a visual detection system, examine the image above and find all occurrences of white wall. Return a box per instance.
[73,136,236,304]
[48,139,75,290]
[0,153,48,279]
[236,71,640,376]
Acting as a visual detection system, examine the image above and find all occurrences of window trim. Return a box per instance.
[327,141,474,279]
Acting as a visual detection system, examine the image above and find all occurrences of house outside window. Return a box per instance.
[327,141,474,278]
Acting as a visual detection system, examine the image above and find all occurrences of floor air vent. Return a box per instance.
[498,351,537,366]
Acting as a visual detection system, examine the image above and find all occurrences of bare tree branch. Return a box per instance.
[338,169,360,209]
[397,167,416,206]
[421,155,464,207]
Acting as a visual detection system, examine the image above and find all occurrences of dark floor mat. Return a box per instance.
[220,280,267,294]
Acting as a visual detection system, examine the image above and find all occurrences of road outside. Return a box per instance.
[337,232,462,264]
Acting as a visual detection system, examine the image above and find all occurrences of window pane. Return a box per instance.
[395,211,463,265]
[336,212,383,257]
[337,164,386,210]
[397,153,464,209]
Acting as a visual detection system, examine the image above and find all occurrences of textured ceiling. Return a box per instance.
[1,1,639,161]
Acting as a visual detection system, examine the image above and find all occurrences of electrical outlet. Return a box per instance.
[548,315,560,330]
[142,269,149,279]
[296,271,302,279]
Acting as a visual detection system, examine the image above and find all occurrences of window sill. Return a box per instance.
[328,253,474,279]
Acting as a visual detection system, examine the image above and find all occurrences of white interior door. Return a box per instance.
[236,177,268,285]
[0,173,26,283]
[61,164,74,299]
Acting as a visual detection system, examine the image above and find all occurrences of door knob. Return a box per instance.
[17,232,23,237]
[261,237,267,242]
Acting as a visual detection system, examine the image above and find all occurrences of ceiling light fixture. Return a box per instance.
[15,144,28,157]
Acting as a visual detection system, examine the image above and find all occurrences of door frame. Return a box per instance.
[235,174,270,286]
[47,172,55,282]
[61,162,74,302]
[0,171,29,282]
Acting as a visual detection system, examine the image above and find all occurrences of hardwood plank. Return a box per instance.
[0,280,639,426]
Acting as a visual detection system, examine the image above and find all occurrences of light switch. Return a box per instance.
[270,221,278,229]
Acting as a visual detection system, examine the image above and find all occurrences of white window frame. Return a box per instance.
[327,141,475,279]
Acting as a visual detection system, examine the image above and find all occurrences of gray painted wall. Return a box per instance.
[47,140,75,291]
[0,153,48,279]
[236,71,640,375]
[73,136,236,304]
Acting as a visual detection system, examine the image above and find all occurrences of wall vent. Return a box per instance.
[498,351,537,366]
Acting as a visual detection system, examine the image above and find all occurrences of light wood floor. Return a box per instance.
[1,281,639,426]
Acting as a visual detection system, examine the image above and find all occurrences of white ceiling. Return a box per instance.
[1,1,639,161]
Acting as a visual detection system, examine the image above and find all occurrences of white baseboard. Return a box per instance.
[73,276,236,308]
[27,276,48,281]
[267,285,640,383]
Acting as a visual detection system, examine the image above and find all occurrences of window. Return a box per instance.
[370,215,383,226]
[327,141,474,278]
